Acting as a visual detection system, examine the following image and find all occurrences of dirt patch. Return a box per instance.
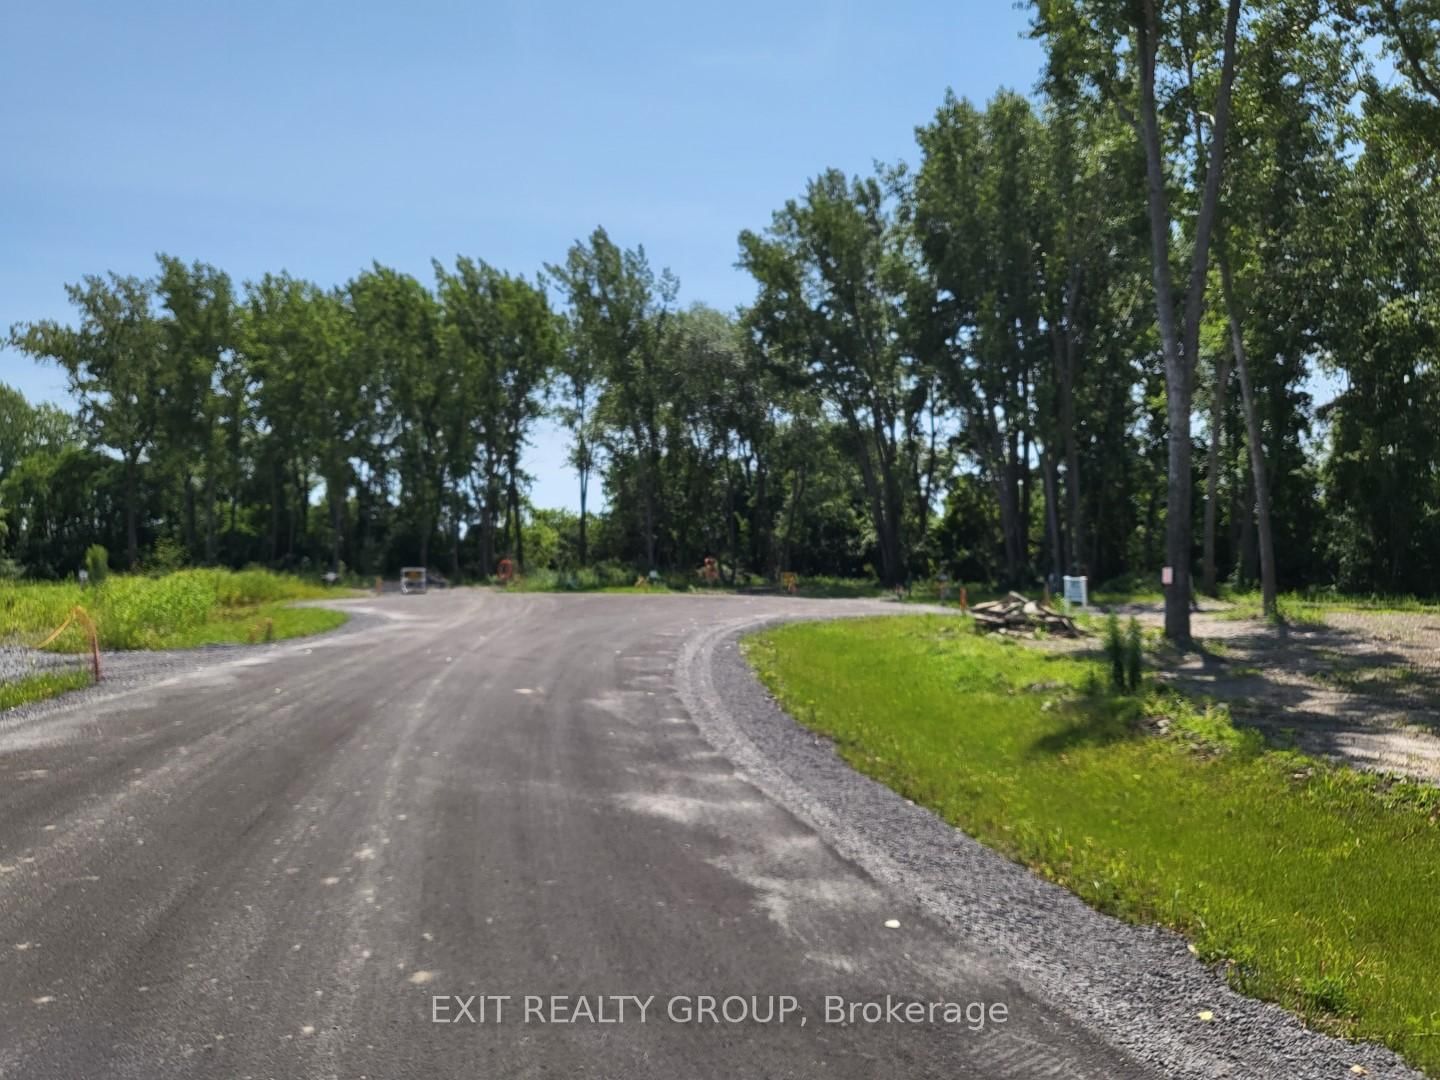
[1066,604,1440,783]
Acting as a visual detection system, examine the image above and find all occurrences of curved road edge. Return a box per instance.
[0,595,392,737]
[674,611,1424,1080]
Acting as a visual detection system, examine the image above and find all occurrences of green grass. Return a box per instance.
[788,576,886,599]
[1091,587,1165,606]
[1314,663,1424,693]
[506,565,691,592]
[137,601,348,649]
[744,615,1440,1073]
[0,668,93,711]
[512,569,891,597]
[1217,587,1440,625]
[507,569,1016,602]
[1091,571,1166,606]
[0,569,347,651]
[504,569,1120,608]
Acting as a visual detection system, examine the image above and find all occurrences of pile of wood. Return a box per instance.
[969,592,1084,638]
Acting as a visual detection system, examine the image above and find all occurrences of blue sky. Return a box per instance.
[0,1,1043,510]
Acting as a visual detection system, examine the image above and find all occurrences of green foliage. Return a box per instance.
[0,668,92,711]
[0,569,338,651]
[746,616,1440,1071]
[1123,616,1143,692]
[1092,572,1164,605]
[1214,588,1440,627]
[1104,613,1125,691]
[738,170,924,586]
[83,544,108,584]
[5,6,1440,605]
[146,536,188,574]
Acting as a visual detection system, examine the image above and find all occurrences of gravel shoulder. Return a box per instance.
[678,611,1426,1080]
[0,597,379,733]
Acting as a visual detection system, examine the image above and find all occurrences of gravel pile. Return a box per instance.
[677,611,1424,1080]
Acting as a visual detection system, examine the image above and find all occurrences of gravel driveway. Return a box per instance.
[1090,603,1440,783]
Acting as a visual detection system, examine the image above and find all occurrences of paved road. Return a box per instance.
[0,592,1147,1079]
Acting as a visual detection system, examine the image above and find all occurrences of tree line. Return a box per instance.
[4,0,1439,640]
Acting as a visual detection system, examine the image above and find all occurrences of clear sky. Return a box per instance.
[0,1,1043,510]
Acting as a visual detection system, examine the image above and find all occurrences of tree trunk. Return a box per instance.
[1237,469,1258,588]
[877,447,905,585]
[1057,323,1086,574]
[183,472,197,558]
[124,456,140,569]
[724,452,738,584]
[1202,344,1232,596]
[450,497,461,581]
[294,461,308,552]
[509,474,524,570]
[480,488,495,577]
[634,430,658,572]
[329,472,344,574]
[1139,19,1193,641]
[577,441,590,566]
[986,414,1022,585]
[849,415,896,585]
[1136,0,1241,642]
[204,470,218,565]
[781,464,806,574]
[1019,425,1032,572]
[1219,252,1278,618]
[1042,449,1064,588]
[753,460,769,581]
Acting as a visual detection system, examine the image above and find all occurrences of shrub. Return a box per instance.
[1124,616,1144,692]
[84,544,109,584]
[1104,613,1125,691]
[146,537,188,575]
[96,572,217,648]
[1,568,332,651]
[211,567,310,606]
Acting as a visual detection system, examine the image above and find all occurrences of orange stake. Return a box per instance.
[959,586,969,613]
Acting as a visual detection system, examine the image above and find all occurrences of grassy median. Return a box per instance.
[0,569,347,652]
[744,615,1440,1073]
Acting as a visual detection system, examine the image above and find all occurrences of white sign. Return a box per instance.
[1062,575,1088,608]
[400,567,427,595]
[1161,566,1174,586]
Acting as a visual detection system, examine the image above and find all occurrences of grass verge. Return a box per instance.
[0,569,348,651]
[506,566,686,592]
[744,615,1440,1073]
[1216,588,1440,625]
[135,601,348,649]
[0,669,93,711]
